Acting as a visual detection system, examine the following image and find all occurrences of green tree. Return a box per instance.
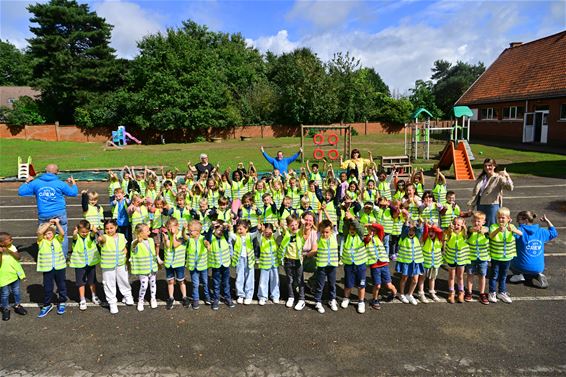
[373,94,413,125]
[0,40,32,85]
[27,0,120,124]
[409,79,443,118]
[4,96,46,126]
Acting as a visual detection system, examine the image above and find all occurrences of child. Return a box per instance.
[418,223,444,303]
[185,220,211,310]
[375,197,393,258]
[239,193,261,234]
[306,160,324,187]
[362,179,379,205]
[261,193,279,227]
[340,211,368,314]
[149,197,169,259]
[510,211,558,288]
[420,191,441,226]
[107,170,121,202]
[216,196,234,224]
[402,183,421,221]
[466,211,490,304]
[317,188,340,230]
[81,190,104,232]
[439,191,461,230]
[411,169,425,198]
[206,220,235,310]
[396,218,424,305]
[443,217,470,303]
[98,219,134,314]
[432,169,447,205]
[169,193,192,233]
[312,220,339,313]
[388,202,404,261]
[281,215,308,311]
[488,207,523,303]
[163,218,189,309]
[128,194,149,234]
[111,188,132,242]
[365,223,397,309]
[70,220,101,310]
[231,220,256,305]
[376,169,393,201]
[0,232,27,321]
[131,223,161,311]
[257,223,281,305]
[36,219,68,317]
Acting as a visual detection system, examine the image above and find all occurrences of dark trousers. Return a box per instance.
[389,235,400,256]
[43,269,67,306]
[117,225,132,245]
[211,266,231,302]
[284,258,305,300]
[314,266,337,302]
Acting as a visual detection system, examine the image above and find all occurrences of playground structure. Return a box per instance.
[300,124,352,162]
[17,156,35,180]
[107,126,142,148]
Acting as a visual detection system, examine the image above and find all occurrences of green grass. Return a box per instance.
[1,135,565,178]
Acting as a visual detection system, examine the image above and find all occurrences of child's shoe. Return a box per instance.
[488,292,497,303]
[341,298,350,309]
[294,300,305,311]
[464,291,473,302]
[166,297,175,310]
[79,300,87,311]
[91,296,101,305]
[150,298,158,309]
[497,292,512,304]
[370,299,381,310]
[418,292,429,304]
[397,294,409,304]
[258,298,267,306]
[192,301,200,310]
[38,304,53,318]
[244,298,253,305]
[272,299,280,305]
[384,293,395,302]
[315,302,325,314]
[509,273,525,283]
[479,293,489,305]
[14,305,27,315]
[211,300,220,311]
[236,297,244,304]
[357,301,366,314]
[182,297,190,308]
[2,308,10,321]
[447,292,455,304]
[123,297,135,306]
[137,301,145,312]
[204,298,212,306]
[329,299,338,312]
[457,290,465,303]
[225,299,235,308]
[285,297,295,308]
[429,291,442,302]
[57,303,66,315]
[109,304,119,314]
[390,254,397,261]
[407,295,418,306]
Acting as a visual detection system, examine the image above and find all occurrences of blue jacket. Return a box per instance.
[18,173,78,218]
[512,224,558,274]
[262,151,300,172]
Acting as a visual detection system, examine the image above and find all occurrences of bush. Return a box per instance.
[4,96,45,126]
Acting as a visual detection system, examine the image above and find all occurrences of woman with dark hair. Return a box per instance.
[340,149,373,184]
[467,158,513,227]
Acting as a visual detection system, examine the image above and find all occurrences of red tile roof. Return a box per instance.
[457,31,566,105]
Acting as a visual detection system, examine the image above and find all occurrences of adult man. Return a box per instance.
[18,164,78,257]
[194,153,214,176]
[260,146,303,172]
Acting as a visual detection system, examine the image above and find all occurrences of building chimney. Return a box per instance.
[509,42,523,48]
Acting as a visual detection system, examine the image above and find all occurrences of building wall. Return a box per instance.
[0,86,41,109]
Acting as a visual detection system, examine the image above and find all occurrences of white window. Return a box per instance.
[480,108,497,120]
[7,98,15,104]
[503,106,524,119]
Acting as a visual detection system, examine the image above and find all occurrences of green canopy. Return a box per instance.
[412,108,433,119]
[453,106,473,118]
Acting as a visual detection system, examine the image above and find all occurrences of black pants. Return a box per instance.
[284,258,305,300]
[314,266,337,302]
[43,269,67,306]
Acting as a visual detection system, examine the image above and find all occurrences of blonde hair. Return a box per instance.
[497,207,511,218]
[37,222,55,235]
[300,196,310,207]
[188,219,202,231]
[472,211,486,220]
[134,223,149,238]
[166,217,179,227]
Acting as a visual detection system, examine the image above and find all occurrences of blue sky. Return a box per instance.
[1,0,565,92]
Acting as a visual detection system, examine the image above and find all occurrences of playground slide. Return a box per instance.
[125,132,142,144]
[437,141,475,181]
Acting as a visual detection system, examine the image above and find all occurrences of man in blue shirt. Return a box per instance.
[260,146,303,172]
[18,164,78,257]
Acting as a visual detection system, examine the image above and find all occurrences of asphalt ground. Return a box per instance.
[0,176,565,376]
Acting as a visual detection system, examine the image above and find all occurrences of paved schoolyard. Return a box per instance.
[0,176,565,376]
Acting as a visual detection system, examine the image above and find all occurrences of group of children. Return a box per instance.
[0,156,557,319]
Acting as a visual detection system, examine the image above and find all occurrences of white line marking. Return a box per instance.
[13,236,72,239]
[0,204,83,208]
[505,195,564,199]
[0,217,85,222]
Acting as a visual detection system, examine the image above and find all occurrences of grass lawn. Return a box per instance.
[1,135,565,178]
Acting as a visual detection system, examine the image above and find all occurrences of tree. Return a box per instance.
[0,40,32,85]
[27,0,120,124]
[409,79,443,118]
[3,96,45,126]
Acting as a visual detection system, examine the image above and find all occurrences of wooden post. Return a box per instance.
[365,120,367,135]
[300,124,304,163]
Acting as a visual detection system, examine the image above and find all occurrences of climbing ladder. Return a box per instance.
[17,156,35,180]
[436,141,475,180]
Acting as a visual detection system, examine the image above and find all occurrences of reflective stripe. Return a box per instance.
[37,238,66,272]
[397,237,424,264]
[70,235,100,268]
[444,233,470,265]
[209,237,231,268]
[186,237,208,271]
[259,237,280,269]
[316,237,339,267]
[341,235,367,265]
[84,205,104,228]
[489,224,516,261]
[467,230,490,261]
[365,237,388,265]
[422,238,443,268]
[377,181,391,200]
[130,239,158,275]
[100,234,127,269]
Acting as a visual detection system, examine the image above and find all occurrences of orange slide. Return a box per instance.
[436,141,475,180]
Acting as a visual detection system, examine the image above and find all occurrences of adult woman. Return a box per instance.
[340,149,373,184]
[468,158,513,227]
[300,212,319,305]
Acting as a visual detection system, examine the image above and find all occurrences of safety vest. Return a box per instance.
[189,194,201,212]
[272,191,284,209]
[129,205,149,229]
[196,211,213,233]
[209,236,232,268]
[0,247,26,287]
[136,180,146,196]
[120,179,130,194]
[414,182,424,198]
[489,224,517,261]
[365,236,388,265]
[363,190,378,204]
[393,190,405,201]
[84,204,104,229]
[422,237,443,269]
[258,236,280,269]
[397,236,424,264]
[164,232,186,268]
[406,199,420,220]
[341,235,367,265]
[108,181,121,197]
[321,201,338,226]
[377,180,391,200]
[37,236,66,272]
[299,178,309,194]
[111,199,129,221]
[360,210,378,227]
[287,188,302,208]
[241,206,259,228]
[376,208,393,234]
[163,189,176,206]
[391,216,403,236]
[171,206,191,231]
[309,172,322,187]
[254,189,266,206]
[207,189,220,208]
[433,183,447,205]
[345,190,358,202]
[217,209,233,223]
[440,204,461,229]
[280,207,293,223]
[186,236,208,271]
[150,208,169,230]
[130,239,158,275]
[145,189,159,202]
[444,232,470,265]
[231,181,245,201]
[262,205,279,225]
[280,230,305,262]
[467,228,490,262]
[222,182,232,200]
[232,234,255,268]
[317,237,339,267]
[70,235,100,268]
[420,204,440,225]
[100,234,127,269]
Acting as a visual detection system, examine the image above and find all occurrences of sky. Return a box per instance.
[1,0,565,93]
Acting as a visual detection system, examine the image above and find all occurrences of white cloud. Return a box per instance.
[246,30,298,54]
[94,0,163,58]
[0,0,45,49]
[286,0,364,30]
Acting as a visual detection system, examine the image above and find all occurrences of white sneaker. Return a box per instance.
[329,299,338,312]
[137,301,144,312]
[110,304,119,314]
[294,300,306,311]
[407,295,418,306]
[272,299,280,305]
[357,301,366,314]
[150,299,158,309]
[315,302,325,314]
[79,300,87,311]
[488,292,497,303]
[91,296,101,305]
[398,294,409,304]
[258,298,267,306]
[341,298,350,309]
[237,297,244,304]
[285,298,295,308]
[509,274,525,283]
[418,292,429,304]
[533,273,549,288]
[429,291,442,302]
[244,298,253,305]
[497,292,512,304]
[124,297,134,306]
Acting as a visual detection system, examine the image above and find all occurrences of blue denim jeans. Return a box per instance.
[489,260,511,294]
[43,268,67,306]
[189,269,210,302]
[258,267,279,301]
[211,266,231,302]
[382,234,390,257]
[39,211,68,258]
[235,256,255,300]
[314,266,337,302]
[1,280,21,308]
[477,204,500,229]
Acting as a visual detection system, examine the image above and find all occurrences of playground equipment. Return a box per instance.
[108,126,142,147]
[379,155,413,177]
[300,124,352,162]
[437,141,475,180]
[17,156,35,180]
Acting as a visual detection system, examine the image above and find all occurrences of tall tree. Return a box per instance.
[0,40,32,86]
[409,79,443,118]
[27,0,119,124]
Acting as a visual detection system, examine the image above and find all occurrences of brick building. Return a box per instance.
[0,86,40,109]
